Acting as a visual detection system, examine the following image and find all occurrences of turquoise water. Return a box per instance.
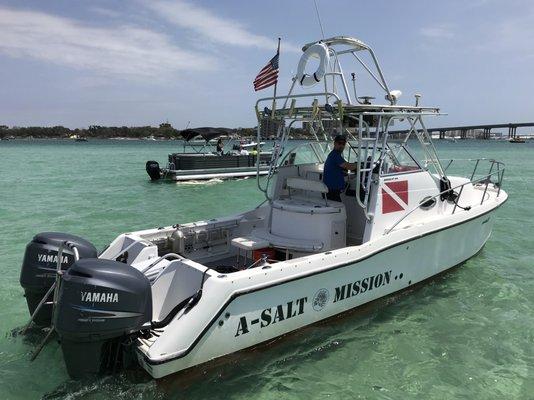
[0,139,532,399]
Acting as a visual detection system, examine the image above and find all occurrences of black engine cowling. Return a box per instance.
[55,258,152,379]
[146,160,161,181]
[19,232,98,326]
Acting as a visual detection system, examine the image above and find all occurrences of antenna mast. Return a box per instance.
[313,0,325,39]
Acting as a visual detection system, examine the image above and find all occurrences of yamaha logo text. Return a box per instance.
[37,253,69,264]
[80,291,119,303]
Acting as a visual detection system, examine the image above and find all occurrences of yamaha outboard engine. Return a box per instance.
[20,232,98,326]
[146,160,161,181]
[55,259,152,378]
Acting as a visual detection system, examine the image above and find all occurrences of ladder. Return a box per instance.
[353,114,385,219]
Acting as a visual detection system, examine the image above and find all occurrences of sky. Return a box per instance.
[0,0,533,129]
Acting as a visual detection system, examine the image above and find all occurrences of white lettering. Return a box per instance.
[80,291,119,303]
[37,253,69,264]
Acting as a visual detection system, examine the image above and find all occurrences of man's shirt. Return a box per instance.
[323,149,346,190]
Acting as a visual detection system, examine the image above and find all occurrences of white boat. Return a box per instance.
[146,127,272,181]
[19,36,507,379]
[509,136,525,143]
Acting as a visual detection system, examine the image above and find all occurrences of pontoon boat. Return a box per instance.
[146,127,272,181]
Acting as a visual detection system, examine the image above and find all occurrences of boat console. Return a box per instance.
[231,175,347,259]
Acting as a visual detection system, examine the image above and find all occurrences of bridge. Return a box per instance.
[390,122,534,139]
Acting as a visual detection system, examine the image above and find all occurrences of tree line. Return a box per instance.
[1,123,178,139]
[0,124,309,140]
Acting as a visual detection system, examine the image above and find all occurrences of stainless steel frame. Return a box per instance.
[252,36,505,227]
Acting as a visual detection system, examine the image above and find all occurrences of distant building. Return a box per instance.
[449,129,484,139]
[159,122,173,129]
[303,120,338,138]
[259,117,284,139]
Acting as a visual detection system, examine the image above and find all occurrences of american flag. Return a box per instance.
[253,53,279,91]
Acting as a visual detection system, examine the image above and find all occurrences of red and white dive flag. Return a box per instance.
[253,53,279,91]
[382,180,409,214]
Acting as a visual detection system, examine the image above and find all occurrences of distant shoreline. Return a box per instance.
[0,125,309,141]
[0,136,259,141]
[0,124,231,140]
[0,125,525,141]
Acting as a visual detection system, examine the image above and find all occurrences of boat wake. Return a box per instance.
[175,178,224,185]
[9,324,50,342]
[41,374,157,400]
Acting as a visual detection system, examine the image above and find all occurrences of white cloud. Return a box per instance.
[419,25,455,39]
[89,6,122,19]
[0,7,217,79]
[144,0,300,53]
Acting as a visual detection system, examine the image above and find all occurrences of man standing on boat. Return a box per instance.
[216,138,224,155]
[323,135,357,202]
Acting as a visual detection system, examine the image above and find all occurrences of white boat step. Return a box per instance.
[253,229,324,252]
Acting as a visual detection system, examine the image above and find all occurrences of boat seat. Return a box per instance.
[232,229,323,253]
[230,176,344,254]
[253,229,323,251]
[286,177,328,194]
[272,198,343,214]
[231,236,269,251]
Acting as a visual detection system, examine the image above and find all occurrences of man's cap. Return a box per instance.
[334,134,347,143]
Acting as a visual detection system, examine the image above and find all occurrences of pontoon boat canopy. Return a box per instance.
[180,127,235,142]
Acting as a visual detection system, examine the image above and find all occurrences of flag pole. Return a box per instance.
[271,38,281,120]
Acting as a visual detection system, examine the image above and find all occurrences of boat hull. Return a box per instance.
[138,208,499,378]
[163,166,270,181]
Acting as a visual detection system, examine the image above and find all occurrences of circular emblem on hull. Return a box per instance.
[312,288,329,311]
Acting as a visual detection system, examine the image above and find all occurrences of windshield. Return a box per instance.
[274,140,422,176]
[381,143,422,175]
[277,140,371,167]
[277,142,329,167]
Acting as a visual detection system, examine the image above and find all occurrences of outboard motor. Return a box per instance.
[146,160,161,181]
[54,259,152,378]
[20,232,98,326]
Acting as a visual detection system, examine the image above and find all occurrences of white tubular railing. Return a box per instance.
[385,161,505,235]
[141,253,184,274]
